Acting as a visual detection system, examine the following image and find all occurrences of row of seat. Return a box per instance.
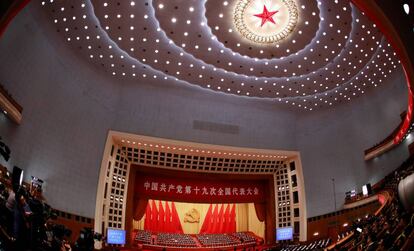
[279,238,331,251]
[337,231,352,241]
[272,157,414,251]
[197,233,240,247]
[134,230,258,248]
[135,230,151,244]
[156,232,197,247]
[331,158,414,251]
[232,231,257,243]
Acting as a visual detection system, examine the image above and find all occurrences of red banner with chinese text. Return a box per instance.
[135,174,266,203]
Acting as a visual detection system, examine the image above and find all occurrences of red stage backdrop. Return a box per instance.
[135,174,266,203]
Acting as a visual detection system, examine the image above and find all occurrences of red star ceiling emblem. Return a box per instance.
[254,5,279,27]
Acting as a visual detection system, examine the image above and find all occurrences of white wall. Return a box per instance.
[0,3,409,218]
[296,68,409,217]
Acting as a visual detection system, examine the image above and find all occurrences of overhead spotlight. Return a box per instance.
[403,3,410,14]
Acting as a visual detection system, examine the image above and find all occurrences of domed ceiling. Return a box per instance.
[39,0,401,111]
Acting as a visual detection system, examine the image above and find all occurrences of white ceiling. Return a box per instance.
[40,0,401,111]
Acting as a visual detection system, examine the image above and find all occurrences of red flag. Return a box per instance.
[165,201,172,232]
[144,202,151,231]
[200,204,212,234]
[158,200,165,232]
[211,204,219,233]
[151,200,158,232]
[171,202,183,233]
[218,204,225,233]
[223,204,231,233]
[229,204,236,232]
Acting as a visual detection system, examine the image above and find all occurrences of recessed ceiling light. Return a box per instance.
[403,4,410,14]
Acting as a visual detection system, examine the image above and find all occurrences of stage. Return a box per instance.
[133,200,264,237]
[123,166,277,247]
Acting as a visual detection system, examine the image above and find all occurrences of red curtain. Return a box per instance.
[254,202,266,222]
[0,0,31,38]
[133,199,148,221]
[158,200,165,232]
[200,204,212,234]
[171,202,183,233]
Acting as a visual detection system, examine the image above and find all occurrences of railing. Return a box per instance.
[364,116,407,161]
[0,83,23,124]
[354,0,414,161]
[325,190,392,251]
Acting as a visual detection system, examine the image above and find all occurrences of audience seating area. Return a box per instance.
[278,239,331,251]
[157,233,197,248]
[266,157,414,251]
[326,157,414,251]
[337,231,352,241]
[232,232,257,244]
[196,233,240,247]
[134,230,259,249]
[134,230,151,244]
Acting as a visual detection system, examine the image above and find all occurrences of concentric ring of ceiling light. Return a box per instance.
[39,0,401,111]
[233,0,298,44]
